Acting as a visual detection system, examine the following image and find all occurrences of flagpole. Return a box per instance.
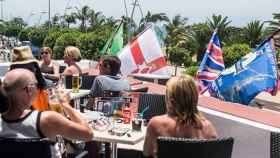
[130,23,153,42]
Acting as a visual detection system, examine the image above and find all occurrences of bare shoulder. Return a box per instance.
[147,115,168,131]
[202,119,218,138]
[148,115,165,126]
[40,111,65,126]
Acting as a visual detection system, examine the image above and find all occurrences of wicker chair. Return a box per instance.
[157,137,234,158]
[0,137,89,158]
[65,75,96,90]
[0,138,52,158]
[271,132,280,158]
[138,93,166,121]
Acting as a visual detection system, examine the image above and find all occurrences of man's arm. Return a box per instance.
[40,89,93,141]
[40,110,93,141]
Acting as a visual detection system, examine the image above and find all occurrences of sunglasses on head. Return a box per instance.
[41,51,49,55]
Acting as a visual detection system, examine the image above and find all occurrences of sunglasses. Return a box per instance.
[41,51,49,55]
[23,81,38,90]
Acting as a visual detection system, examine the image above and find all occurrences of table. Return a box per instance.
[66,89,91,110]
[91,124,145,158]
[130,74,170,84]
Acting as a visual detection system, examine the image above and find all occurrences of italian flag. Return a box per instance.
[118,27,171,76]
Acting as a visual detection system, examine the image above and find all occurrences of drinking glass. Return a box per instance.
[72,74,82,93]
[48,88,63,114]
[132,113,143,131]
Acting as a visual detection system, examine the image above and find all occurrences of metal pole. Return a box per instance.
[128,0,138,41]
[123,0,128,18]
[0,0,4,21]
[48,0,51,30]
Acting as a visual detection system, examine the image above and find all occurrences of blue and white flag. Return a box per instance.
[208,39,278,105]
[197,29,225,89]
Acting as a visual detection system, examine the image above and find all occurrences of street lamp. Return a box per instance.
[48,0,51,30]
[0,0,5,21]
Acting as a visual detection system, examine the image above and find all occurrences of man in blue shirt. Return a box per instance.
[87,56,131,158]
[90,55,130,97]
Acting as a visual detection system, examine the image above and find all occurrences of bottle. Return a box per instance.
[58,74,65,89]
[123,104,131,124]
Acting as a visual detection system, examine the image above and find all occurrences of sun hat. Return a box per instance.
[11,46,39,65]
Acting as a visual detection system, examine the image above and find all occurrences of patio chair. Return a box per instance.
[271,132,280,158]
[157,137,234,158]
[130,86,149,93]
[59,65,67,73]
[0,137,89,158]
[65,75,96,90]
[138,93,166,121]
[0,137,52,158]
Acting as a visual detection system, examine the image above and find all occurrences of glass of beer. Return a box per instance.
[72,74,82,93]
[48,88,63,114]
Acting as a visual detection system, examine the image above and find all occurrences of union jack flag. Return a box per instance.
[197,29,225,91]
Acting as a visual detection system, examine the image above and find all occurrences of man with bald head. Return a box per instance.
[0,68,93,142]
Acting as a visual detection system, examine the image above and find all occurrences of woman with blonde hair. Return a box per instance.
[39,47,60,81]
[63,46,82,75]
[143,75,217,158]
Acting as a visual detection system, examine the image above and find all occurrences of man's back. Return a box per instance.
[90,75,131,97]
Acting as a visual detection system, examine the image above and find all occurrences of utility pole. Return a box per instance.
[48,0,51,30]
[128,0,144,41]
[123,0,129,18]
[0,0,5,21]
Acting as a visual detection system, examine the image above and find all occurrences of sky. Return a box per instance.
[3,0,280,27]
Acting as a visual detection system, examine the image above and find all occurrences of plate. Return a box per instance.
[80,110,103,121]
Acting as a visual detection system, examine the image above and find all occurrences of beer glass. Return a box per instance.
[132,113,143,131]
[72,74,82,93]
[48,88,63,114]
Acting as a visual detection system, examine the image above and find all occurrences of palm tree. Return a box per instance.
[243,20,264,48]
[9,17,26,29]
[190,23,211,62]
[89,11,106,31]
[165,15,188,56]
[138,11,169,33]
[51,14,61,28]
[164,15,189,74]
[140,11,169,25]
[121,16,137,42]
[206,14,231,43]
[267,13,280,48]
[74,5,92,32]
[64,13,76,28]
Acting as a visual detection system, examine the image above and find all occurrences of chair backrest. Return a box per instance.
[130,86,149,93]
[59,65,67,73]
[157,137,234,158]
[0,137,52,158]
[138,93,166,121]
[271,132,280,158]
[65,75,96,90]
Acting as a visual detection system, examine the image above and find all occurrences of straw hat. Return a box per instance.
[11,46,39,65]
